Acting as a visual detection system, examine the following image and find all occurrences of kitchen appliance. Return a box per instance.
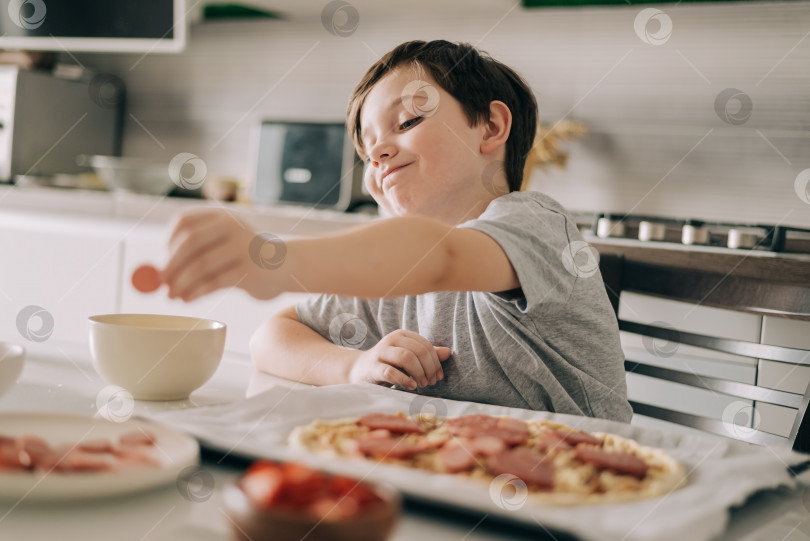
[0,0,185,53]
[591,213,810,254]
[252,120,374,212]
[0,67,122,182]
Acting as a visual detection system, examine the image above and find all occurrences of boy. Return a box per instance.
[161,40,632,422]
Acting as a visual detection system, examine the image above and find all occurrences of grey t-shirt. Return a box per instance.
[296,191,633,422]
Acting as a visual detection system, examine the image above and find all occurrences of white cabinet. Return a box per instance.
[0,214,121,347]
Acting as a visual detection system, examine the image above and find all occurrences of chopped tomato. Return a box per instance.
[241,462,284,508]
[240,460,383,519]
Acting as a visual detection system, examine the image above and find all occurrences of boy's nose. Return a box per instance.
[368,140,397,165]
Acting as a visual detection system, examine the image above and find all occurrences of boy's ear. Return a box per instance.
[479,100,512,155]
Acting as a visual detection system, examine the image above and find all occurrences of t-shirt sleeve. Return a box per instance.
[295,294,384,350]
[457,192,582,315]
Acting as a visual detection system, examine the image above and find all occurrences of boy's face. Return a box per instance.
[359,67,493,222]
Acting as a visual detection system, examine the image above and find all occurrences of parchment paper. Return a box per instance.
[152,383,809,541]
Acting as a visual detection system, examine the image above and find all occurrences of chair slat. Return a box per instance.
[629,401,789,447]
[619,319,810,365]
[625,361,803,409]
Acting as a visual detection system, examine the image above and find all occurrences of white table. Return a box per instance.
[0,343,807,541]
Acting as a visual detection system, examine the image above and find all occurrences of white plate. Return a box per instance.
[0,413,199,503]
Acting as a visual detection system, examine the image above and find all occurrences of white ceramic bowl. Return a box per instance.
[0,342,25,398]
[88,314,226,401]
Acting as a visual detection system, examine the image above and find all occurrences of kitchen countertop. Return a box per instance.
[0,342,808,541]
[0,184,375,236]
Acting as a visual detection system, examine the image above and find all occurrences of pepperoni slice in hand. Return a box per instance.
[131,264,162,293]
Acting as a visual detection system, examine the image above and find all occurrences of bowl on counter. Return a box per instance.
[0,342,25,398]
[78,155,176,196]
[222,460,401,541]
[88,314,226,401]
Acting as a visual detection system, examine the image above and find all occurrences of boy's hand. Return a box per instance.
[348,330,451,390]
[162,208,281,302]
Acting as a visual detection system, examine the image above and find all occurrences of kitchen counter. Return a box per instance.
[0,184,375,235]
[0,342,808,541]
[0,343,560,541]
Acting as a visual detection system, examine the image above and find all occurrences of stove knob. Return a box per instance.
[682,223,709,245]
[596,216,625,238]
[638,221,666,241]
[727,229,757,249]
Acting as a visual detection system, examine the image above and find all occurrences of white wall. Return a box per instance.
[75,1,810,227]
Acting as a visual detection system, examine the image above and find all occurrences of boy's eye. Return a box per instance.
[399,116,422,130]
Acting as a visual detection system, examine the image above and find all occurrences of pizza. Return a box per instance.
[289,412,686,505]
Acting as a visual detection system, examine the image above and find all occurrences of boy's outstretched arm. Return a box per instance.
[161,208,518,302]
[162,207,510,388]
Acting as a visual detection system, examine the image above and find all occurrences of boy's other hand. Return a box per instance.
[349,329,451,390]
[162,208,281,302]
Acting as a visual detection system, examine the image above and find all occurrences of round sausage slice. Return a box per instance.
[358,414,425,434]
[486,447,554,488]
[574,446,649,478]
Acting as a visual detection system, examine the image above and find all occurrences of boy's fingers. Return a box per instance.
[167,240,238,299]
[396,336,438,386]
[389,330,443,385]
[177,262,243,303]
[163,221,229,286]
[390,346,429,387]
[435,347,452,360]
[167,208,221,250]
[377,364,416,390]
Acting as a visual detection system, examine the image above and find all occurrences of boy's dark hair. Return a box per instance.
[347,40,538,193]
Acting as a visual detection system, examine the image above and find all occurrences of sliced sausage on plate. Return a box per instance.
[486,447,554,488]
[574,446,649,478]
[358,413,425,434]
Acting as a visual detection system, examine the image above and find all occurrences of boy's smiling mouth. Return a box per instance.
[381,162,413,186]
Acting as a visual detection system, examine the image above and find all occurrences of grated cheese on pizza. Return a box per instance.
[289,412,686,505]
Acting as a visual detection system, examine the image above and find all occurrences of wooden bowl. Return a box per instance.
[222,465,401,541]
